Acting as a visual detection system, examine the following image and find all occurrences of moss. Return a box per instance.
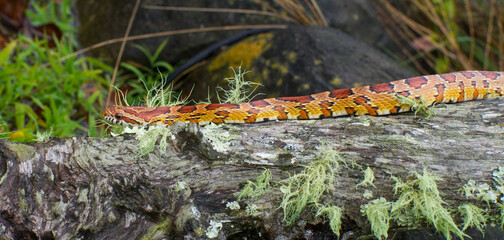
[390,168,467,240]
[361,197,391,240]
[238,169,271,201]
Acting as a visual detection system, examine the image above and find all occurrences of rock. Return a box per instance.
[179,26,413,102]
[74,0,395,66]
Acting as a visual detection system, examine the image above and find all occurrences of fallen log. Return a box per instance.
[2,98,504,239]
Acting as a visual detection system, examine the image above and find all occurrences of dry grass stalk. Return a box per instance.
[375,0,504,73]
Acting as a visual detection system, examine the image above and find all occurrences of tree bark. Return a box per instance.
[2,98,504,239]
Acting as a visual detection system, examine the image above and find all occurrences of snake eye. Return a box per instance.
[114,113,122,119]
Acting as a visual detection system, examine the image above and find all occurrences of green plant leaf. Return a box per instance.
[151,40,168,65]
[0,40,16,65]
[121,62,146,80]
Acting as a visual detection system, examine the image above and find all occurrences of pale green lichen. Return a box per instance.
[131,125,173,158]
[77,188,89,203]
[175,181,187,192]
[356,166,376,188]
[216,66,262,104]
[205,220,223,239]
[112,67,257,157]
[34,126,53,142]
[390,169,467,240]
[245,204,259,216]
[107,212,117,223]
[278,144,349,228]
[225,201,240,210]
[493,167,504,201]
[458,203,487,233]
[493,167,504,184]
[239,144,355,237]
[459,167,504,231]
[498,203,504,228]
[464,182,498,203]
[35,191,43,205]
[460,168,504,204]
[238,169,271,201]
[396,94,436,118]
[279,156,337,226]
[18,189,28,215]
[315,205,343,238]
[51,201,68,219]
[140,217,172,240]
[363,190,373,199]
[143,76,190,108]
[108,74,190,156]
[361,197,391,240]
[200,123,236,153]
[128,75,188,158]
[358,117,371,126]
[460,179,478,198]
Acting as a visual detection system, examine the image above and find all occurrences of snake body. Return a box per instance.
[102,71,504,126]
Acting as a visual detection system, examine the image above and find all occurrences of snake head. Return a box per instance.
[102,107,126,125]
[102,106,171,126]
[102,106,146,126]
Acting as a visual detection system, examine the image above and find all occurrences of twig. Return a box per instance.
[483,0,496,70]
[42,24,288,69]
[142,5,294,23]
[106,0,141,108]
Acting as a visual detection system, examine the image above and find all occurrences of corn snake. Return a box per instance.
[103,71,504,126]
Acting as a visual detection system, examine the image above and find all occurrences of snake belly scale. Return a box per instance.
[102,71,504,126]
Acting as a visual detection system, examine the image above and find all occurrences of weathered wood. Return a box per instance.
[2,98,504,239]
